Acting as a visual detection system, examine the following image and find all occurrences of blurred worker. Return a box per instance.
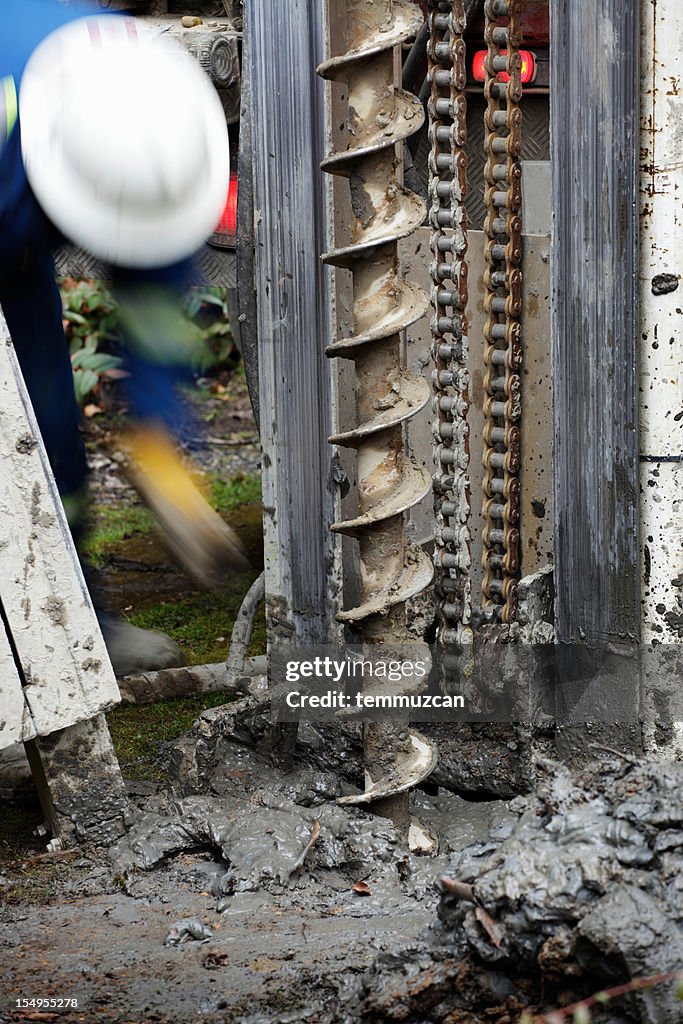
[0,0,249,674]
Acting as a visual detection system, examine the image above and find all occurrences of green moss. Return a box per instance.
[125,582,265,666]
[106,574,265,781]
[82,469,264,785]
[0,798,84,890]
[82,471,262,567]
[105,533,265,782]
[209,472,262,515]
[1,861,76,905]
[107,692,236,781]
[82,504,157,565]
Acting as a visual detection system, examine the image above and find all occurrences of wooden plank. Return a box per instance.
[0,313,120,736]
[551,0,641,644]
[0,617,36,751]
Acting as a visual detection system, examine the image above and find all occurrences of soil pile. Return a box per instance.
[354,757,683,1024]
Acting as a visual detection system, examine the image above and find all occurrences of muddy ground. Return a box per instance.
[1,748,512,1024]
[81,370,263,622]
[0,846,435,1023]
[5,704,682,1024]
[0,367,518,1024]
[1,371,681,1024]
[0,804,502,1024]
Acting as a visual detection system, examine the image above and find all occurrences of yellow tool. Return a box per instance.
[123,421,250,586]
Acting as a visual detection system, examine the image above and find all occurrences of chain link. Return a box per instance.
[481,0,524,624]
[428,0,524,635]
[427,0,472,648]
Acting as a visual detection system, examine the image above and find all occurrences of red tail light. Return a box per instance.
[472,50,487,82]
[472,49,537,85]
[210,170,238,249]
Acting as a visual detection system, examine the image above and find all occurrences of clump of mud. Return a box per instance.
[353,757,683,1024]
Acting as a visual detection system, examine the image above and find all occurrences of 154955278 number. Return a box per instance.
[16,999,79,1009]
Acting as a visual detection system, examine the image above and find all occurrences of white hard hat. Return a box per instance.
[19,16,230,268]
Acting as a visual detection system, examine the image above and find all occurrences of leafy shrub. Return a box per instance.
[184,286,238,372]
[59,279,238,406]
[60,279,124,406]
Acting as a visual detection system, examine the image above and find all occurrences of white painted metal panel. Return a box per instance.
[639,0,683,644]
[0,620,36,751]
[0,313,120,737]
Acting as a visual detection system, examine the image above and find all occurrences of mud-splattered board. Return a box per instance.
[0,311,120,751]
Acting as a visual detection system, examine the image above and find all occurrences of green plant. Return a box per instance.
[60,278,124,405]
[210,472,262,514]
[70,336,125,405]
[81,504,157,565]
[107,691,241,782]
[60,279,239,406]
[184,286,238,371]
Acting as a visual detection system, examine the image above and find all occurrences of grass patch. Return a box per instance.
[82,471,261,567]
[1,859,77,905]
[107,568,265,781]
[107,692,236,782]
[82,467,264,785]
[125,581,265,666]
[0,798,77,890]
[82,504,156,564]
[209,472,262,515]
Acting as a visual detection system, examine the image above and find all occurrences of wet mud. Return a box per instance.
[359,756,683,1024]
[2,692,682,1023]
[0,703,511,1024]
[90,503,264,618]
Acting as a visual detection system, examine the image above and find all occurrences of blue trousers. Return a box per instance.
[0,245,89,497]
[0,243,195,505]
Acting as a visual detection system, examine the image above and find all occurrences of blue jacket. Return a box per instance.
[0,0,89,88]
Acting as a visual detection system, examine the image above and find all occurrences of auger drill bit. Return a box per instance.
[318,0,437,829]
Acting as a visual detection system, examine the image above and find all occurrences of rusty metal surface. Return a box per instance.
[479,0,525,623]
[427,0,473,650]
[463,93,548,230]
[413,94,549,231]
[467,0,549,43]
[404,228,552,599]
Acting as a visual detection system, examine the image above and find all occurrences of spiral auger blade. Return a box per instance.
[318,0,438,830]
